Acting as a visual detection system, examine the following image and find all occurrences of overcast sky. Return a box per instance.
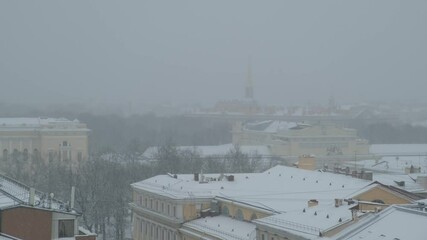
[1,1,426,110]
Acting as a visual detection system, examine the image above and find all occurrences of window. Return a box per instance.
[32,148,40,162]
[167,204,170,215]
[140,220,144,234]
[222,206,229,216]
[63,141,68,146]
[2,149,7,161]
[236,209,244,220]
[161,202,164,212]
[138,195,143,206]
[58,219,74,238]
[173,206,176,217]
[48,151,54,162]
[261,234,265,240]
[12,149,19,161]
[23,149,29,161]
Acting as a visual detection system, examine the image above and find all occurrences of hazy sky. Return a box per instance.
[1,1,426,109]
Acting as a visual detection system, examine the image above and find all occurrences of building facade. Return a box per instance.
[130,165,423,240]
[232,121,369,157]
[0,118,90,164]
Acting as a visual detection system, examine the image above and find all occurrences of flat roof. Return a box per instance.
[132,165,372,213]
[0,117,89,131]
[182,216,256,240]
[254,204,356,238]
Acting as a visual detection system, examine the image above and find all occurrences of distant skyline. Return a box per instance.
[1,1,426,111]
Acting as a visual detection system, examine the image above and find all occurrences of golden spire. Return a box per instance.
[245,57,254,99]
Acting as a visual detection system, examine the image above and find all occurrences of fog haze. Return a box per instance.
[1,1,426,109]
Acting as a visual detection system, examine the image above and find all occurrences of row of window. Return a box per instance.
[2,148,39,161]
[136,218,177,240]
[137,194,177,218]
[299,142,349,148]
[2,148,83,162]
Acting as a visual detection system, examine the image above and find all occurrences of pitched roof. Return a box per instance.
[0,173,77,215]
[333,205,427,240]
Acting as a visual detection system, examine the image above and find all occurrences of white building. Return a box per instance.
[232,121,369,157]
[0,118,90,164]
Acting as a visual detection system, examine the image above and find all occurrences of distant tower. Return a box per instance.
[245,58,254,99]
[328,95,337,112]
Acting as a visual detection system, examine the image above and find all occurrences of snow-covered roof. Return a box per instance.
[0,117,89,131]
[0,173,76,214]
[182,216,256,240]
[132,165,372,213]
[142,144,270,159]
[332,205,427,240]
[370,144,427,155]
[0,233,21,240]
[243,121,298,133]
[372,173,426,193]
[254,204,356,239]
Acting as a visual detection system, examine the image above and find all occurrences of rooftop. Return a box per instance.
[0,117,89,131]
[243,121,298,133]
[132,165,372,213]
[333,205,427,240]
[0,173,76,214]
[355,144,427,174]
[254,204,356,239]
[182,216,256,240]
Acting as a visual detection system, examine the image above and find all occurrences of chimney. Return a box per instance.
[335,199,343,207]
[70,186,75,210]
[352,209,358,221]
[29,188,35,206]
[308,199,318,207]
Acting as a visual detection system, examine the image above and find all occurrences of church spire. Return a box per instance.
[245,57,254,99]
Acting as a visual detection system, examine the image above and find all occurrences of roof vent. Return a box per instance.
[227,175,234,181]
[335,199,343,207]
[395,181,405,187]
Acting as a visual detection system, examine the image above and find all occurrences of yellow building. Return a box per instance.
[0,118,90,164]
[130,165,423,240]
[232,121,369,157]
